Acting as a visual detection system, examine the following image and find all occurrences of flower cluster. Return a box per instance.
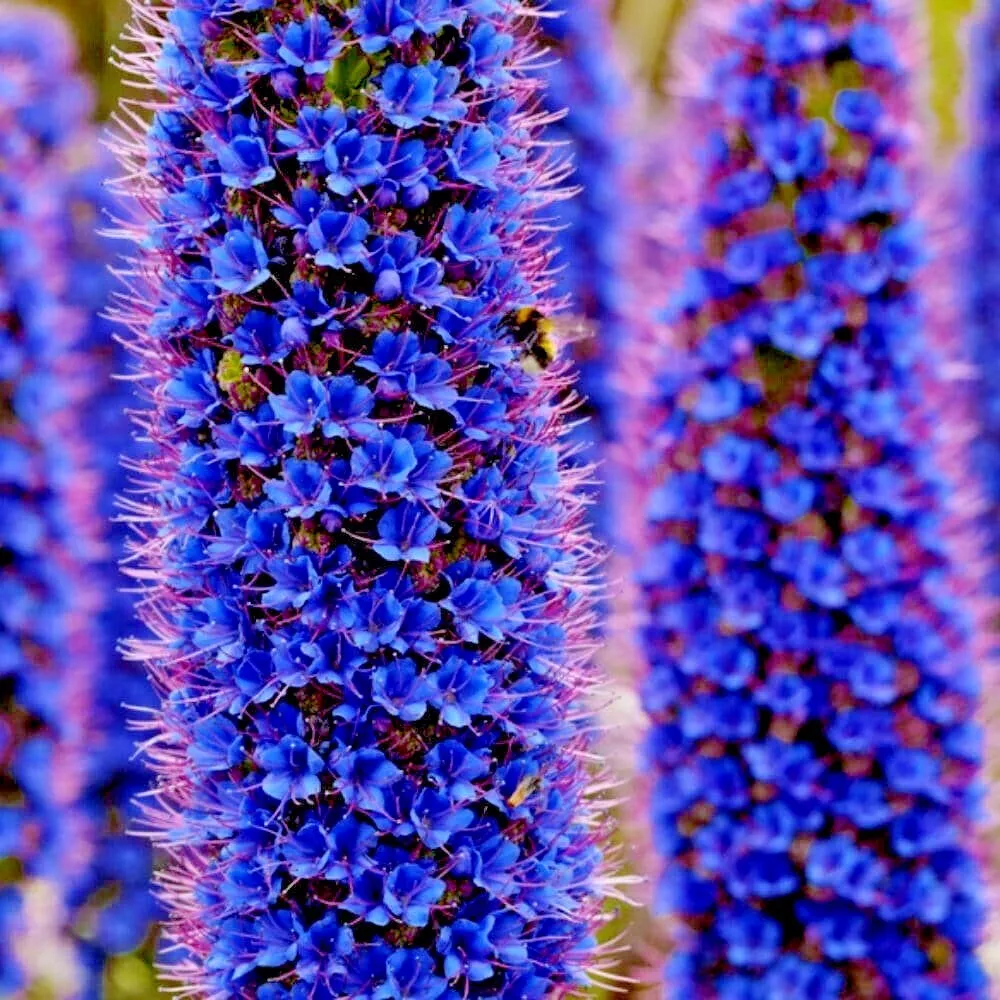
[535,0,636,513]
[114,0,608,996]
[0,7,153,995]
[969,0,1000,591]
[635,0,989,995]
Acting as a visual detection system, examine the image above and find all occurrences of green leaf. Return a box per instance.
[327,49,372,105]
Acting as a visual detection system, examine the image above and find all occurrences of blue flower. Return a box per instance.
[442,205,501,262]
[323,375,376,438]
[264,460,333,518]
[325,130,383,195]
[375,138,432,208]
[377,62,464,128]
[436,919,494,981]
[442,573,519,643]
[298,916,353,984]
[411,789,474,849]
[208,128,275,189]
[756,116,825,182]
[635,0,988,993]
[228,309,299,363]
[119,0,607,994]
[307,209,371,269]
[365,234,444,304]
[211,224,271,292]
[719,907,782,967]
[383,864,446,927]
[351,0,462,55]
[426,656,491,728]
[0,10,156,991]
[276,14,343,76]
[375,503,442,563]
[332,749,402,812]
[372,659,431,721]
[276,106,348,163]
[426,739,488,803]
[833,88,883,134]
[255,735,325,801]
[446,125,499,188]
[270,371,330,435]
[351,432,418,495]
[378,948,448,1000]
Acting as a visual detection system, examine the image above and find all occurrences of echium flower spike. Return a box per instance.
[112,0,610,996]
[65,157,159,984]
[0,7,154,996]
[534,0,637,522]
[635,0,990,995]
[969,0,1000,591]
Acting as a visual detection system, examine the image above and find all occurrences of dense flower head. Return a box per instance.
[635,0,989,995]
[113,0,608,996]
[0,7,154,996]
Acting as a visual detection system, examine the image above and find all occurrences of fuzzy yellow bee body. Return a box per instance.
[503,307,592,374]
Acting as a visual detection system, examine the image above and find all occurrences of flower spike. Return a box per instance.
[111,0,611,996]
[0,7,155,996]
[633,1,991,995]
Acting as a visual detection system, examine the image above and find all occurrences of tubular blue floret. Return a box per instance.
[635,1,989,996]
[113,1,608,996]
[0,7,153,996]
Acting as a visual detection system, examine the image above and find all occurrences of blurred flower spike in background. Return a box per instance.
[634,0,990,996]
[0,5,154,998]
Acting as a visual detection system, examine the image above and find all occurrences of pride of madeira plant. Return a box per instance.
[969,0,1000,592]
[0,7,154,996]
[113,0,609,996]
[635,0,989,996]
[536,0,636,513]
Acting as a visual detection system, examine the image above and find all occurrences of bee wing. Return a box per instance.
[551,315,597,346]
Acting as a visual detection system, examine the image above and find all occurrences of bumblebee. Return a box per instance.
[503,307,596,375]
[503,307,559,374]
